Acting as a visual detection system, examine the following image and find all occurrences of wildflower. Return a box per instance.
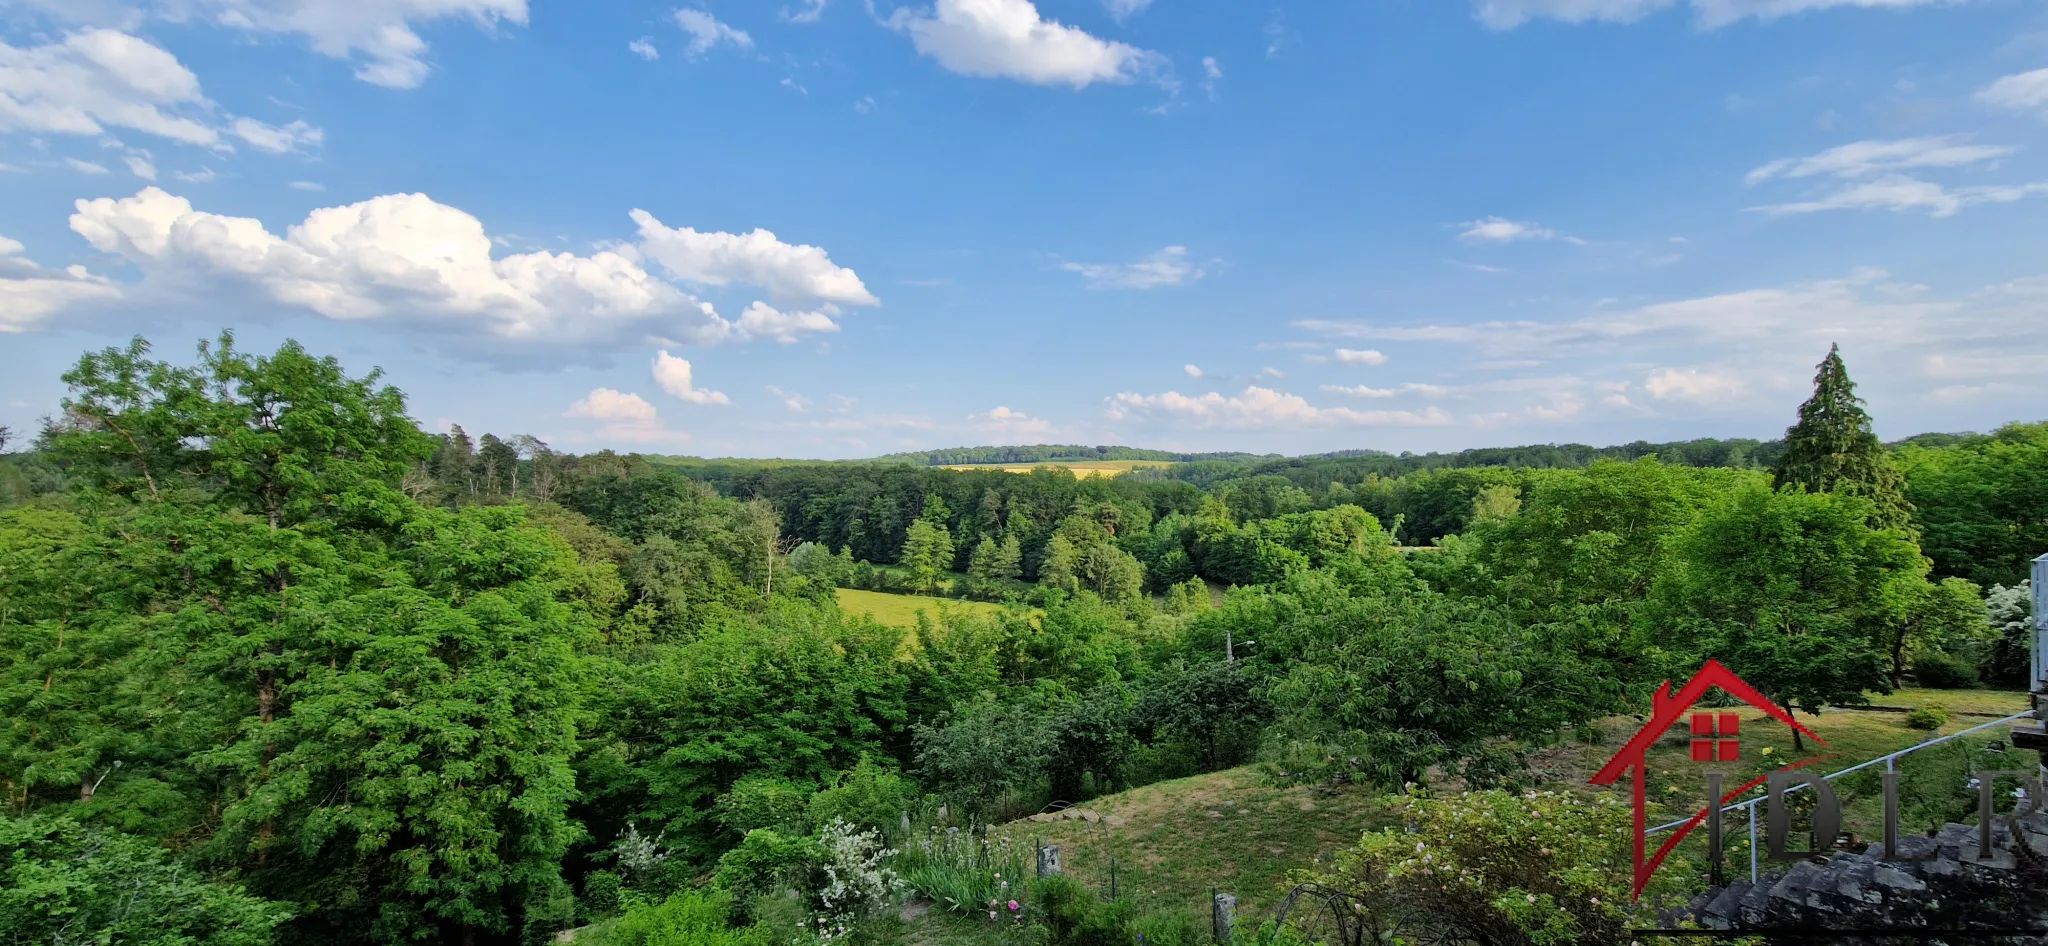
[1590,897,1600,905]
[1526,894,1536,904]
[1760,747,1774,757]
[1008,900,1021,912]
[989,912,998,920]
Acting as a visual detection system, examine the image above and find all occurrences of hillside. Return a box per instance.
[963,686,2029,924]
[873,445,1268,466]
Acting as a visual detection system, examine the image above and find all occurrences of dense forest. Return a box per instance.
[1,336,2042,946]
[869,445,1264,465]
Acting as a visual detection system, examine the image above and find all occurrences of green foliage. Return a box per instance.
[585,871,625,916]
[615,611,913,860]
[1480,459,1750,615]
[894,828,1030,918]
[1904,705,1950,729]
[1159,577,1211,615]
[717,776,816,836]
[713,829,818,901]
[1897,422,2048,588]
[1033,874,1137,946]
[0,813,291,946]
[902,517,956,595]
[1242,572,1612,786]
[806,758,920,836]
[1772,345,1914,532]
[598,889,773,946]
[913,702,1055,818]
[1315,789,1695,946]
[1647,483,1922,714]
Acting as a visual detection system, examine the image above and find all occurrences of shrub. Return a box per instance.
[809,819,898,942]
[1906,705,1950,730]
[1127,908,1202,946]
[1315,789,1698,945]
[0,814,291,946]
[585,870,625,917]
[718,777,815,836]
[599,889,773,946]
[1034,874,1136,946]
[1910,651,1979,689]
[714,829,817,902]
[808,759,920,836]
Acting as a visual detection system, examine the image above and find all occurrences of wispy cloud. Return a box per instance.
[1063,246,1208,289]
[1745,136,2042,217]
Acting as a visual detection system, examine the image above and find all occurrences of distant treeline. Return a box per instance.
[869,443,1268,465]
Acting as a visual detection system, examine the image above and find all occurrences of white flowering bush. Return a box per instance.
[808,818,898,943]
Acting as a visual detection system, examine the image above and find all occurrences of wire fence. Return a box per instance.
[1644,708,2040,884]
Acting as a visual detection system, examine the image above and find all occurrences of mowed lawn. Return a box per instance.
[835,587,1014,628]
[938,460,1175,479]
[1525,686,2032,841]
[990,768,1392,919]
[962,687,2032,925]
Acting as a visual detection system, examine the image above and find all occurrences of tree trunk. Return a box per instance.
[1782,700,1805,753]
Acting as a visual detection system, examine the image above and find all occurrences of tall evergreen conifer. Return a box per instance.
[1773,345,1914,531]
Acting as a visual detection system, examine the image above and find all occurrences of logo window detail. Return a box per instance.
[1690,711,1740,762]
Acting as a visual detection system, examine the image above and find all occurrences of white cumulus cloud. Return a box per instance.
[629,37,660,61]
[0,234,123,332]
[886,0,1168,89]
[565,387,688,444]
[735,301,842,343]
[0,29,328,156]
[652,349,729,405]
[0,29,222,146]
[631,209,878,306]
[1062,246,1204,289]
[1643,367,1745,403]
[673,9,753,57]
[33,187,880,361]
[1333,348,1388,366]
[60,187,708,358]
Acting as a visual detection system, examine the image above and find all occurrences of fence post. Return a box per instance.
[1038,844,1062,878]
[1212,891,1236,943]
[1109,857,1118,900]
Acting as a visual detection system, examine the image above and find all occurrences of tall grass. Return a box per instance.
[893,827,1032,918]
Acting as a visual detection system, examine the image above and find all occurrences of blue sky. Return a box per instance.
[1,0,2046,458]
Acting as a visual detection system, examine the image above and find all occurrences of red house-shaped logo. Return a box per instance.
[1590,659,1828,900]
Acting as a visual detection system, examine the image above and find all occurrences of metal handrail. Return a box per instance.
[1640,707,2038,883]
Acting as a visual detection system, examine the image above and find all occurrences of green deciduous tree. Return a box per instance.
[0,813,292,946]
[1648,483,1922,747]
